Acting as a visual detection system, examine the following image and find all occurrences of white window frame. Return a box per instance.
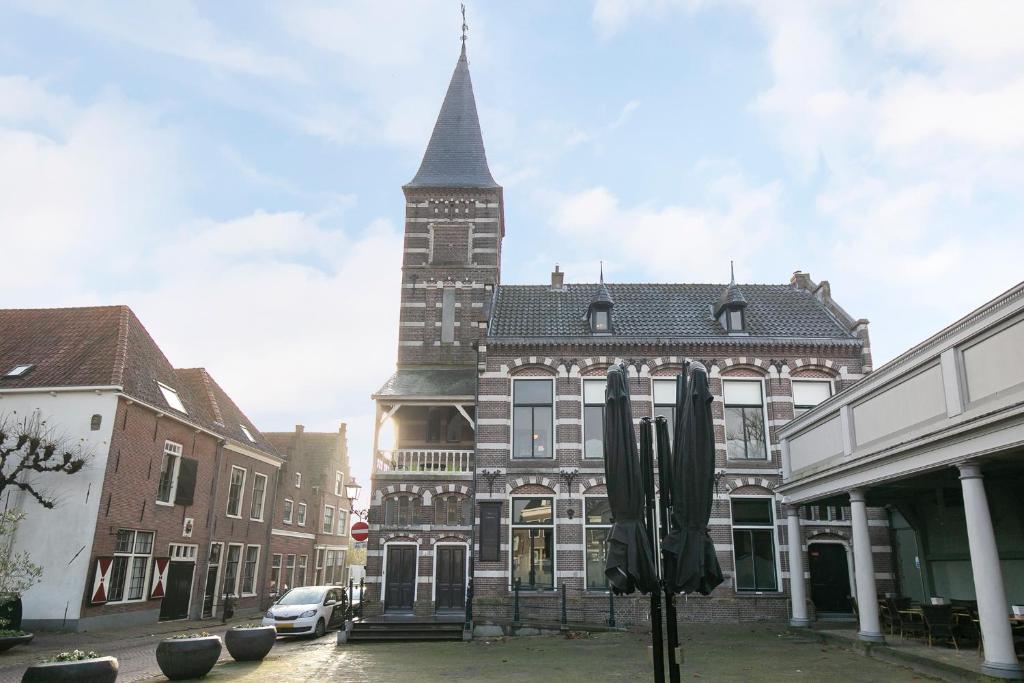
[791,378,834,417]
[336,509,347,535]
[224,542,244,597]
[729,495,782,594]
[297,502,307,527]
[270,553,283,592]
[314,548,326,584]
[239,424,256,443]
[582,378,605,459]
[296,554,308,587]
[107,529,155,604]
[323,505,335,534]
[335,471,344,496]
[722,378,771,461]
[583,494,612,591]
[282,498,294,524]
[249,472,268,522]
[226,466,247,518]
[155,440,183,506]
[4,363,33,377]
[157,381,188,414]
[511,377,556,460]
[240,544,261,596]
[294,472,302,489]
[509,495,556,591]
[284,553,296,590]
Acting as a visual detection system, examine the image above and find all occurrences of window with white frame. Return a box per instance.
[284,554,296,589]
[226,466,246,517]
[157,381,188,414]
[314,548,325,584]
[653,379,678,449]
[723,380,768,460]
[335,471,344,496]
[107,529,154,603]
[241,545,260,595]
[336,509,347,535]
[807,504,847,522]
[294,472,302,489]
[270,554,282,592]
[323,505,335,534]
[283,498,294,524]
[296,555,308,587]
[297,502,307,526]
[156,441,183,504]
[731,498,778,591]
[239,424,256,442]
[792,379,833,417]
[511,497,554,590]
[584,497,613,590]
[325,550,336,584]
[3,363,34,378]
[384,495,416,525]
[512,379,553,459]
[223,543,243,596]
[583,379,605,459]
[249,473,268,521]
[435,495,465,525]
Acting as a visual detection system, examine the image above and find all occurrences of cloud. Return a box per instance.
[592,0,705,38]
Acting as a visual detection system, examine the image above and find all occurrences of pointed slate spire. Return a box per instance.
[406,43,498,189]
[714,260,748,318]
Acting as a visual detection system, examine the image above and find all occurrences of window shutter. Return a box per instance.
[89,556,114,604]
[150,557,170,599]
[480,502,501,562]
[174,458,199,506]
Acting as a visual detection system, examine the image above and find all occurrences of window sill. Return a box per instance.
[155,500,175,507]
[283,521,293,525]
[250,517,264,523]
[226,513,243,520]
[733,590,783,597]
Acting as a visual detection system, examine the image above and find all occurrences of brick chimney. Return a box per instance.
[790,270,813,292]
[551,264,564,290]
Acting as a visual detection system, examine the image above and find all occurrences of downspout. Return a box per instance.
[197,438,226,619]
[260,465,282,611]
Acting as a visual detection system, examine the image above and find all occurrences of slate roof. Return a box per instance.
[406,45,498,189]
[373,367,477,400]
[489,283,857,341]
[0,305,280,458]
[715,282,748,316]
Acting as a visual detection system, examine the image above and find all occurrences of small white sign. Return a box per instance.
[182,517,194,538]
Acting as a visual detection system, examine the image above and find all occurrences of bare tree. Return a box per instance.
[0,413,88,510]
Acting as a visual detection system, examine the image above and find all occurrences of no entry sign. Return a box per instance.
[350,520,369,542]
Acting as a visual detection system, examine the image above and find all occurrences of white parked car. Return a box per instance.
[262,585,347,637]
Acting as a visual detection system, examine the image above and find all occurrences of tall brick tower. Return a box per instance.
[365,41,498,616]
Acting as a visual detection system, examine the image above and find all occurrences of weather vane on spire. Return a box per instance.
[461,3,468,46]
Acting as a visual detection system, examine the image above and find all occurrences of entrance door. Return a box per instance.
[435,546,466,612]
[202,543,222,618]
[159,562,195,621]
[808,543,852,613]
[384,546,416,612]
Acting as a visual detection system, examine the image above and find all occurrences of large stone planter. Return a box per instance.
[0,633,33,653]
[224,627,276,662]
[155,636,222,680]
[22,656,118,682]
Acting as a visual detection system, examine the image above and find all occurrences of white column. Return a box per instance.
[958,463,1023,679]
[785,506,810,627]
[849,489,884,642]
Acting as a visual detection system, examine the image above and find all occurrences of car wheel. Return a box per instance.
[314,618,326,638]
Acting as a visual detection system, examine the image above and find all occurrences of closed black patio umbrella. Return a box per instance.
[663,361,724,596]
[602,364,659,595]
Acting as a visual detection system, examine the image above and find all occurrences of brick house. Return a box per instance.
[364,43,891,627]
[0,306,283,630]
[265,424,353,593]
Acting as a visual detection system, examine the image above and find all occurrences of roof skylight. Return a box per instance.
[157,382,188,414]
[240,424,256,443]
[3,364,34,378]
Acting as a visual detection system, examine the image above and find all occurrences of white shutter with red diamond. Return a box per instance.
[90,556,113,604]
[150,557,170,599]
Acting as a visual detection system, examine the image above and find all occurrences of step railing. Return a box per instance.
[375,448,474,474]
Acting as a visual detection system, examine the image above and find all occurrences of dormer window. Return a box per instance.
[721,308,745,332]
[714,262,748,335]
[157,382,188,414]
[592,309,609,332]
[585,265,614,335]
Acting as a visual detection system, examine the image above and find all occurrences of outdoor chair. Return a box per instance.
[953,610,981,654]
[885,597,911,635]
[921,604,959,650]
[879,599,894,635]
[894,604,928,641]
[950,599,977,613]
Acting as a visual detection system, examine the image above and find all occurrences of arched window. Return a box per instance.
[435,495,465,525]
[383,495,418,525]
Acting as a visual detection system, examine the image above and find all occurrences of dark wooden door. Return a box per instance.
[159,562,194,621]
[435,546,465,612]
[384,546,416,612]
[808,543,852,613]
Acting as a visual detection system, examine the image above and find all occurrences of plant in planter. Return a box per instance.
[0,617,32,653]
[155,632,222,680]
[224,623,276,662]
[22,649,119,682]
[0,510,43,655]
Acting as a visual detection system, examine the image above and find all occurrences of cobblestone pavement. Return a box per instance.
[118,624,942,682]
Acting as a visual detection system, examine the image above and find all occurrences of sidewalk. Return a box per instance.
[0,610,263,682]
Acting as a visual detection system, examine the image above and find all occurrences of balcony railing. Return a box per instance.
[375,448,474,475]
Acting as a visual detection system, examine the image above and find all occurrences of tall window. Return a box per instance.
[315,548,326,584]
[325,550,336,584]
[323,505,335,534]
[513,379,553,459]
[226,466,246,517]
[296,555,308,587]
[297,502,307,526]
[384,495,415,525]
[108,529,154,603]
[731,498,778,592]
[156,441,183,504]
[283,498,294,524]
[724,380,767,460]
[585,497,613,590]
[270,554,282,592]
[653,379,678,449]
[511,498,554,589]
[241,545,259,595]
[336,509,347,535]
[583,380,605,459]
[335,471,344,496]
[250,473,267,521]
[436,495,465,525]
[792,379,833,417]
[284,554,296,589]
[223,544,242,596]
[294,472,301,489]
[592,309,609,332]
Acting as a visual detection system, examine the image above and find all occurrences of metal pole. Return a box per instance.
[464,577,474,631]
[656,415,681,683]
[348,578,354,619]
[513,578,521,623]
[639,418,666,683]
[560,582,567,627]
[607,589,616,627]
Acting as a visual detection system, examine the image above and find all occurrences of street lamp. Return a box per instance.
[345,478,368,521]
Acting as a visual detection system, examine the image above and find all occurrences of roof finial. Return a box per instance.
[460,3,468,53]
[600,260,604,284]
[730,259,735,285]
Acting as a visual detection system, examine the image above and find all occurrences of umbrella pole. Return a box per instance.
[655,417,682,683]
[640,418,666,683]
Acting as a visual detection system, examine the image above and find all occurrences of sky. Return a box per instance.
[2,1,1023,507]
